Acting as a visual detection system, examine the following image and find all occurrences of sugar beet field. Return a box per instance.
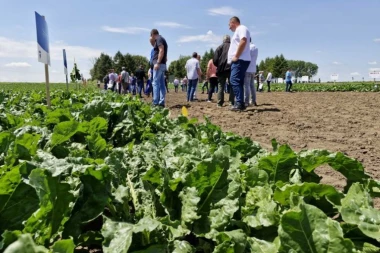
[0,82,379,253]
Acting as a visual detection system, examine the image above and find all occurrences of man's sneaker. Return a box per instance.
[245,103,249,107]
[230,106,244,112]
[207,100,212,103]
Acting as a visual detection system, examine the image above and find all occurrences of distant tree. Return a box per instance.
[168,56,191,78]
[113,51,126,73]
[131,55,149,74]
[305,62,318,78]
[90,52,149,80]
[124,53,135,74]
[272,55,282,78]
[90,53,113,81]
[258,60,265,75]
[200,49,214,78]
[278,54,289,78]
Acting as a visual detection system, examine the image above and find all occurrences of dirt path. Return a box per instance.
[146,91,380,186]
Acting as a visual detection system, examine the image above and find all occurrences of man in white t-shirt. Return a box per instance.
[193,54,201,100]
[185,52,202,102]
[121,67,130,94]
[244,39,258,106]
[173,77,179,93]
[227,16,251,111]
[266,72,273,92]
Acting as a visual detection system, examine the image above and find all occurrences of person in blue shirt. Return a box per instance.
[285,69,293,92]
[130,74,137,95]
[148,37,155,97]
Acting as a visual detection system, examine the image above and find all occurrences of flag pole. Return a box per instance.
[42,15,51,108]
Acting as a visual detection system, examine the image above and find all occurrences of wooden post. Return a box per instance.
[45,63,51,108]
[66,75,69,91]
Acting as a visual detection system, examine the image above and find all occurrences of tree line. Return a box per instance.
[90,49,318,83]
[258,55,318,82]
[90,51,149,81]
[167,51,318,83]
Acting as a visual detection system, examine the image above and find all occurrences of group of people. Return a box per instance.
[103,66,150,97]
[180,16,258,111]
[101,16,294,112]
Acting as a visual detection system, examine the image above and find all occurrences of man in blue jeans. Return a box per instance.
[150,29,168,107]
[227,16,251,111]
[285,69,293,92]
[185,52,202,102]
[135,65,146,98]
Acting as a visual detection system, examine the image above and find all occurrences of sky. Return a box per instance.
[0,0,379,83]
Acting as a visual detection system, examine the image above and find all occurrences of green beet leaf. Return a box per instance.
[298,150,370,190]
[50,121,81,147]
[86,133,107,159]
[88,116,108,136]
[23,169,79,246]
[0,230,22,250]
[247,237,278,253]
[366,179,380,198]
[130,244,168,253]
[274,182,344,208]
[258,144,297,183]
[278,201,356,253]
[242,186,280,229]
[3,234,48,253]
[179,187,201,226]
[214,229,247,253]
[172,240,195,253]
[0,164,39,232]
[353,241,380,253]
[186,146,241,236]
[102,218,133,253]
[14,133,41,160]
[0,132,14,156]
[51,238,75,253]
[63,168,110,240]
[340,183,380,241]
[45,109,73,126]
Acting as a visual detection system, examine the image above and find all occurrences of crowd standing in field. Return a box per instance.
[101,16,293,112]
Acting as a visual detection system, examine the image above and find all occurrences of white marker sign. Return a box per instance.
[277,78,284,83]
[35,12,50,66]
[369,71,380,79]
[301,76,309,82]
[330,74,339,81]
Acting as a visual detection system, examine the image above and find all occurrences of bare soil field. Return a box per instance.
[148,91,380,189]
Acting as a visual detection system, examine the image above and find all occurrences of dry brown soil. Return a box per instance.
[145,91,380,191]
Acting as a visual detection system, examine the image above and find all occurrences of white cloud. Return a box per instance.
[177,30,222,44]
[101,26,149,34]
[207,43,220,49]
[154,22,191,29]
[316,50,322,53]
[208,6,240,16]
[332,61,341,65]
[374,38,380,43]
[350,72,360,76]
[269,22,280,27]
[251,31,266,36]
[370,68,380,71]
[368,61,377,65]
[4,62,31,67]
[0,37,102,61]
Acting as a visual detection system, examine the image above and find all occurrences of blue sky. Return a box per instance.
[0,0,379,82]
